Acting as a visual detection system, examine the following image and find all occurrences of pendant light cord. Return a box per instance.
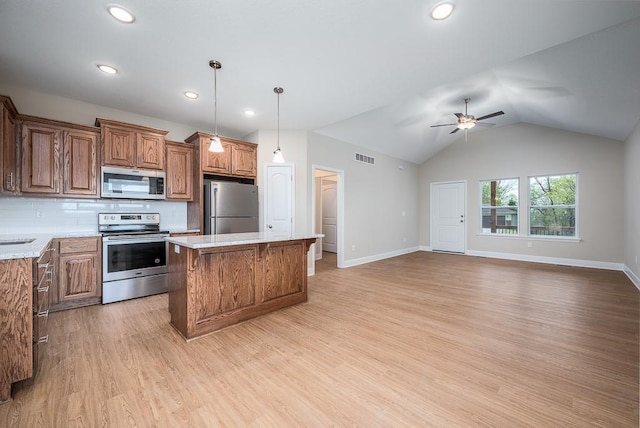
[277,90,280,150]
[214,65,218,137]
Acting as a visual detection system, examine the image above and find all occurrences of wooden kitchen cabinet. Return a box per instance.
[201,139,233,174]
[231,141,257,177]
[166,140,194,201]
[20,117,99,197]
[0,257,33,402]
[0,240,56,402]
[97,118,167,170]
[0,95,19,194]
[188,132,257,178]
[63,129,98,196]
[55,237,101,308]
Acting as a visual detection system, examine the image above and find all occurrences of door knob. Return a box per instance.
[268,224,273,229]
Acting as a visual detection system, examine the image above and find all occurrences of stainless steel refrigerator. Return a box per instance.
[203,180,259,234]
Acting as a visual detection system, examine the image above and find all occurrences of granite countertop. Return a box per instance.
[165,232,322,249]
[0,232,101,260]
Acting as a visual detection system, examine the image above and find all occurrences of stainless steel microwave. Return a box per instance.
[101,166,166,200]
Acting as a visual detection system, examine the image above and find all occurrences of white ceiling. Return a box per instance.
[1,0,639,164]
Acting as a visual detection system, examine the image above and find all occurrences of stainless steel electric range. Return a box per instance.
[99,213,169,304]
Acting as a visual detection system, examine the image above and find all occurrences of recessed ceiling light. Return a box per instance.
[97,64,118,74]
[431,2,454,20]
[184,91,199,100]
[107,5,135,23]
[243,110,255,117]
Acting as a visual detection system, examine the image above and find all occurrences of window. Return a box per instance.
[529,174,577,237]
[480,178,519,235]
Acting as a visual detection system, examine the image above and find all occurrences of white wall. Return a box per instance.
[624,119,640,286]
[307,132,420,266]
[419,123,625,267]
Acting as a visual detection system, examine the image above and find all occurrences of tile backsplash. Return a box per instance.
[0,197,188,234]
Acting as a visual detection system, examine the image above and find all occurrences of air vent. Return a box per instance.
[355,153,375,165]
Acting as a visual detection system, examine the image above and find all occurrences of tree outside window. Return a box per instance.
[480,178,519,235]
[529,174,577,237]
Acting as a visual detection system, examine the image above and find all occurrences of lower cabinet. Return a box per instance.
[51,237,101,311]
[0,240,55,402]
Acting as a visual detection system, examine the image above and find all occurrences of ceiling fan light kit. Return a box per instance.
[430,97,504,140]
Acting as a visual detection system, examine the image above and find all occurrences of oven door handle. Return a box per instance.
[103,235,169,245]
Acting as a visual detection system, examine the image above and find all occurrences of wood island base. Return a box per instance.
[167,237,316,340]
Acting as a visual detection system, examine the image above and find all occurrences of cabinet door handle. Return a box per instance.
[37,335,49,344]
[54,180,59,192]
[8,172,14,190]
[37,285,49,293]
[37,309,49,318]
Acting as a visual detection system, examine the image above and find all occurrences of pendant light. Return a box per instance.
[208,60,224,153]
[272,87,285,163]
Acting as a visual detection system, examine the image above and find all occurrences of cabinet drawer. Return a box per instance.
[36,280,50,315]
[59,237,99,254]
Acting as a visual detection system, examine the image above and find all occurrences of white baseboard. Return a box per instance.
[465,249,624,271]
[419,245,432,252]
[341,246,420,268]
[623,265,640,290]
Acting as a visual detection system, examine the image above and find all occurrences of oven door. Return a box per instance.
[102,236,168,282]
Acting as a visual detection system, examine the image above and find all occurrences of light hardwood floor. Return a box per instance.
[2,252,638,427]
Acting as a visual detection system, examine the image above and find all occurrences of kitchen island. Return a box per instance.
[165,232,318,340]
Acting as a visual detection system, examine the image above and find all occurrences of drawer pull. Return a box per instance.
[37,285,50,293]
[37,310,49,318]
[37,335,49,344]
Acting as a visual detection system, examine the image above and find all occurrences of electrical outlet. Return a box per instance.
[527,242,533,248]
[403,237,407,243]
[351,244,356,251]
[36,210,43,218]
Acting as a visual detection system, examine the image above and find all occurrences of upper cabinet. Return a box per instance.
[166,140,194,201]
[231,141,257,177]
[19,116,99,197]
[96,119,167,170]
[188,132,257,179]
[0,96,19,194]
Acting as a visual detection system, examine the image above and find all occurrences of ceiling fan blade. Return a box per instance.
[454,113,464,119]
[475,111,504,121]
[450,128,461,134]
[475,122,495,127]
[430,123,457,128]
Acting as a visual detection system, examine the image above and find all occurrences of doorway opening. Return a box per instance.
[312,166,344,272]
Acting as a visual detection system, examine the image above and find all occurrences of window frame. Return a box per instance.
[478,177,520,236]
[528,172,579,239]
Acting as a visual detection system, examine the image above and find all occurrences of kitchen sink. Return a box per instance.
[0,238,36,245]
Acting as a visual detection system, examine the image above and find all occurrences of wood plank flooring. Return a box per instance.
[1,252,638,427]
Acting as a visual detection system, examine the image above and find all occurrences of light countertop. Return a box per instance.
[165,232,322,249]
[0,232,101,260]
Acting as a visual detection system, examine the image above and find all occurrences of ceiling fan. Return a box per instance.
[430,98,504,139]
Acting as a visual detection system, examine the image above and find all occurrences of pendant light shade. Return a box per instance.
[272,87,285,163]
[208,60,224,153]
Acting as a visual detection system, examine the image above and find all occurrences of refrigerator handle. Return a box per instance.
[213,186,218,235]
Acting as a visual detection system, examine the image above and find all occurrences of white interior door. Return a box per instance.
[264,164,294,234]
[430,181,466,253]
[321,179,337,253]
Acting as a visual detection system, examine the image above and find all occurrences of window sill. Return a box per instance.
[476,233,581,243]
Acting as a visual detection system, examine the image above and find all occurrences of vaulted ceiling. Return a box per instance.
[1,0,639,164]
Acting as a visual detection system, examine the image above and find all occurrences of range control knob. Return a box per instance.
[110,215,116,220]
[146,215,151,220]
